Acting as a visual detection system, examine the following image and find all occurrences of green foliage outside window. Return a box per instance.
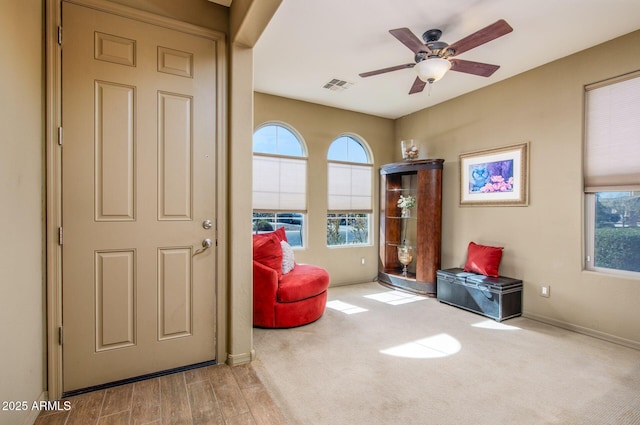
[348,216,368,244]
[326,217,344,246]
[593,192,640,273]
[326,214,369,246]
[594,227,640,272]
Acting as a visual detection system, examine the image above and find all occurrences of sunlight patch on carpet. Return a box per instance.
[380,333,461,358]
[364,290,426,305]
[472,320,521,330]
[326,300,368,314]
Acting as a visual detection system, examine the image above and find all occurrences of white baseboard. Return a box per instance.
[21,391,47,425]
[226,349,256,366]
[524,311,640,351]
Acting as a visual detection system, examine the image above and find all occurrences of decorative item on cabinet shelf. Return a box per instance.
[401,139,419,160]
[397,194,416,218]
[397,245,414,277]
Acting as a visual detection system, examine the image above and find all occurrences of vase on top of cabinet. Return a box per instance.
[379,159,444,297]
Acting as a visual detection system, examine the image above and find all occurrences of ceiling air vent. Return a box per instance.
[323,78,353,92]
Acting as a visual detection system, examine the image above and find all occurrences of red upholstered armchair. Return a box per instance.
[253,228,330,328]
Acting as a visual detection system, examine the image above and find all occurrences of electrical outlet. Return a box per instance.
[361,257,366,265]
[541,286,550,298]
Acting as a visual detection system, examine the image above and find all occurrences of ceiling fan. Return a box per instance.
[359,19,513,94]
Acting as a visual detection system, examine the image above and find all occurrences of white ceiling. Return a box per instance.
[254,0,640,119]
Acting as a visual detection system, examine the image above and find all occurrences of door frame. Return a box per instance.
[45,0,228,400]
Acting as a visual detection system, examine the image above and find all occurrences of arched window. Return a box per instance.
[326,135,373,246]
[254,124,304,156]
[252,123,307,247]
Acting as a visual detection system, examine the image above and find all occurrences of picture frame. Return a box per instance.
[459,142,529,206]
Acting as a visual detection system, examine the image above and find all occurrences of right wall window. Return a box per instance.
[584,71,640,275]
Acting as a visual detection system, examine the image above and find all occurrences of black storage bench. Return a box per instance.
[436,268,522,322]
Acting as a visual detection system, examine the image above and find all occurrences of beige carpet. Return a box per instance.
[252,281,640,425]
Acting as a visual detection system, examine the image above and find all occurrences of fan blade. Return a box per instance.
[447,19,513,56]
[359,63,415,78]
[409,77,427,94]
[450,59,500,77]
[389,28,431,54]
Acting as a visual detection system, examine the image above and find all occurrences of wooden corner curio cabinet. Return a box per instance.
[378,159,444,297]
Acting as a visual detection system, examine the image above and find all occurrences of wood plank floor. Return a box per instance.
[35,364,287,425]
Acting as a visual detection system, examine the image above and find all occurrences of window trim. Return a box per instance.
[326,134,374,214]
[326,213,372,248]
[326,134,374,247]
[252,212,306,249]
[584,192,640,278]
[327,133,373,163]
[253,122,308,248]
[254,121,308,157]
[583,72,640,278]
[252,122,308,212]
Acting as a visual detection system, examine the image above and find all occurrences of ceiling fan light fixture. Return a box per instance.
[415,57,452,84]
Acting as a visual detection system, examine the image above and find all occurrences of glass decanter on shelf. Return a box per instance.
[397,245,414,277]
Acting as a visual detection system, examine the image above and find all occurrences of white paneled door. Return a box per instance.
[61,1,218,392]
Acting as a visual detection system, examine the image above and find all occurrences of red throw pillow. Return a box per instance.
[253,232,283,278]
[273,226,288,242]
[463,242,503,277]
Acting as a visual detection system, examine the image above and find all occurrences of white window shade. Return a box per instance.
[585,73,640,192]
[253,155,307,211]
[328,162,372,212]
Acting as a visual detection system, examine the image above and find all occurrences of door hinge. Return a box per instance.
[58,326,63,345]
[57,26,62,46]
[58,227,63,245]
[58,127,63,146]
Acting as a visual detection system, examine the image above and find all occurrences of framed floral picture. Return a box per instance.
[459,142,529,206]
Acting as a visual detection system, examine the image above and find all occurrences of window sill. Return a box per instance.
[582,267,640,281]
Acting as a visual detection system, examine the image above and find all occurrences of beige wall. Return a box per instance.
[226,42,255,364]
[108,0,229,32]
[226,0,281,364]
[0,1,45,424]
[396,30,640,348]
[254,93,396,285]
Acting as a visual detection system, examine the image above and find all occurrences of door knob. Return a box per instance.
[202,219,213,229]
[194,238,213,255]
